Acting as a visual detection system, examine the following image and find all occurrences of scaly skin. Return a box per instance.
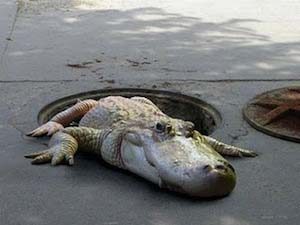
[26,96,257,197]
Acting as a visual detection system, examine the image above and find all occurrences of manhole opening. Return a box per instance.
[38,88,221,135]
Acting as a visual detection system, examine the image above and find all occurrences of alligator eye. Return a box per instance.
[155,122,165,132]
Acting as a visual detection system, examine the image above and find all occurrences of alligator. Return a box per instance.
[26,96,257,197]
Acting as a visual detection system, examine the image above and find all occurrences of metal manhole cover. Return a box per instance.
[243,86,300,142]
[38,88,222,136]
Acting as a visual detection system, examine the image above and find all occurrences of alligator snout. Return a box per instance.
[177,162,236,198]
[159,162,236,198]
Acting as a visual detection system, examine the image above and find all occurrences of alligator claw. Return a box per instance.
[27,121,64,137]
[24,150,50,158]
[239,149,258,157]
[25,144,75,166]
[31,153,52,164]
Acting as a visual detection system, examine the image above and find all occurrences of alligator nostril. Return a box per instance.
[203,165,212,173]
[215,164,226,170]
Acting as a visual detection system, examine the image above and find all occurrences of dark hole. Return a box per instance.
[203,165,212,172]
[38,88,221,135]
[155,122,165,132]
[215,165,226,170]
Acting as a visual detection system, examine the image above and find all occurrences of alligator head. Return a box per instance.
[120,121,236,198]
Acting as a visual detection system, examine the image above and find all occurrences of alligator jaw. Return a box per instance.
[141,135,237,198]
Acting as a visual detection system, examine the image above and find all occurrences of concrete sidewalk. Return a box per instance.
[0,1,300,225]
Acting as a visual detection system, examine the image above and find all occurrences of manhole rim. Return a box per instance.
[37,88,222,135]
[243,85,300,143]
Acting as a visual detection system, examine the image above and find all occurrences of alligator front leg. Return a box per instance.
[25,127,104,165]
[192,131,257,157]
[27,99,98,137]
[204,135,257,157]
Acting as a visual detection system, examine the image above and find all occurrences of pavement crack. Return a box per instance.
[0,79,79,83]
[1,78,300,84]
[163,78,300,83]
[0,0,22,66]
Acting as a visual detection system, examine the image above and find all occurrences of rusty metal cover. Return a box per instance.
[243,86,300,142]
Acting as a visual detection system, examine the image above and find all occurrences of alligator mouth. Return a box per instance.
[158,166,236,198]
[37,88,221,135]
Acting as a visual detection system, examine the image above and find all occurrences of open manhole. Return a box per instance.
[38,88,221,135]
